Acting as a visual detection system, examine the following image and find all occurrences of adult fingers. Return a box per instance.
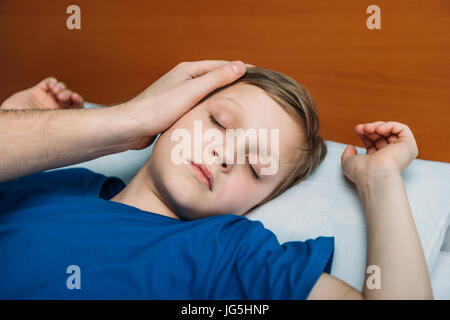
[176,60,255,79]
[182,61,246,103]
[176,60,231,79]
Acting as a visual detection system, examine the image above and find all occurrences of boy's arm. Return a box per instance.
[308,164,432,300]
[308,121,432,300]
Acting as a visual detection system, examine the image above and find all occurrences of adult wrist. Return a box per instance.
[89,104,144,153]
[113,101,157,150]
[118,99,156,134]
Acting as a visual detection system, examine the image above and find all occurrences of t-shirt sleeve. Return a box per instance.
[231,220,334,300]
[0,179,13,203]
[0,168,125,211]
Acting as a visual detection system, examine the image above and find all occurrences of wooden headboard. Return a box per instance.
[1,0,449,162]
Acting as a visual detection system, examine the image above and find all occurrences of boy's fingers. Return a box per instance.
[366,146,377,154]
[39,77,58,90]
[358,134,374,150]
[183,61,246,102]
[384,121,418,157]
[375,123,394,137]
[355,122,388,152]
[374,136,388,149]
[387,135,398,143]
[52,82,67,95]
[71,92,84,108]
[57,89,73,101]
[355,124,374,149]
[362,121,386,141]
[376,121,415,145]
[341,144,358,166]
[357,121,418,158]
[356,123,380,142]
[385,121,411,138]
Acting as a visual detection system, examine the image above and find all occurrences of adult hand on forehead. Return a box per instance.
[123,60,252,150]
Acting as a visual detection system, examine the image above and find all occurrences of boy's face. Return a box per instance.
[147,83,304,220]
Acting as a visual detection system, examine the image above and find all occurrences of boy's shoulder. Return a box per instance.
[3,167,99,186]
[0,168,125,209]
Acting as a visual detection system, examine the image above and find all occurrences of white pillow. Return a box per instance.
[55,144,154,185]
[431,251,450,299]
[441,227,450,252]
[51,102,450,291]
[247,141,450,291]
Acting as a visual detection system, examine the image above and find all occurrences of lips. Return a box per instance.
[190,161,214,191]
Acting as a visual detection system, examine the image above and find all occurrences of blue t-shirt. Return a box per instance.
[0,168,334,299]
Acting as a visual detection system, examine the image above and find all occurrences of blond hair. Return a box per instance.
[200,67,327,210]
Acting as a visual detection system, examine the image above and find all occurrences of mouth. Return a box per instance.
[189,161,214,191]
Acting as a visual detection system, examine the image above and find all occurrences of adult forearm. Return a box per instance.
[0,106,142,183]
[356,167,433,299]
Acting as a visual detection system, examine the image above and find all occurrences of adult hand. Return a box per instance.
[122,60,249,150]
[341,121,419,184]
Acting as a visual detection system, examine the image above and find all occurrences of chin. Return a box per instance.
[167,186,220,220]
[155,171,202,219]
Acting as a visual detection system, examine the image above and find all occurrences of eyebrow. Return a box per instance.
[216,96,244,113]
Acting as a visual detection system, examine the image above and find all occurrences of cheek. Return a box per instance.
[149,135,190,191]
[215,173,262,212]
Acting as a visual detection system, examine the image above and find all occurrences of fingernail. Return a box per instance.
[231,61,243,74]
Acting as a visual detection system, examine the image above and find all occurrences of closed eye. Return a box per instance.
[246,155,260,180]
[249,164,259,179]
[209,114,226,130]
[210,114,259,180]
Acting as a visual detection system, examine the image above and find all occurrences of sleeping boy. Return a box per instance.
[0,61,432,299]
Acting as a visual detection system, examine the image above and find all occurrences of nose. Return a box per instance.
[212,148,233,173]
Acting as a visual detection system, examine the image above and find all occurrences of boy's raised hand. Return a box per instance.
[123,60,248,150]
[1,77,84,111]
[341,121,419,184]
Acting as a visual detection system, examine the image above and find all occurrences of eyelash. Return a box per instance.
[209,114,259,180]
[247,158,260,180]
[209,114,225,129]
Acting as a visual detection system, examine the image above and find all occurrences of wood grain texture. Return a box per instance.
[1,0,449,162]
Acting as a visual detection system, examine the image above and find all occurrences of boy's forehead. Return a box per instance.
[212,84,286,128]
[214,83,274,110]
